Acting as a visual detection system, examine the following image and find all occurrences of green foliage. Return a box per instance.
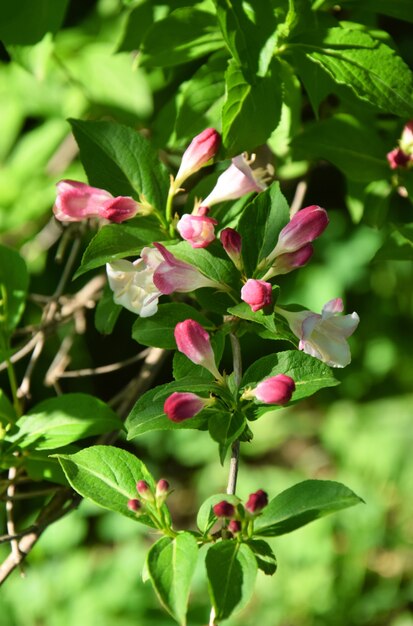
[254,479,363,536]
[147,532,198,626]
[0,0,69,45]
[0,245,29,336]
[132,304,212,349]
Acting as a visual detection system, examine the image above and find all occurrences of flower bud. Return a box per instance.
[177,213,217,248]
[174,319,222,380]
[249,374,295,405]
[387,147,410,169]
[245,489,268,514]
[240,279,272,312]
[127,498,143,513]
[228,519,242,535]
[220,228,243,270]
[136,480,153,501]
[213,501,236,518]
[164,392,210,422]
[53,180,140,223]
[99,196,141,223]
[174,128,221,187]
[156,479,170,498]
[265,244,313,278]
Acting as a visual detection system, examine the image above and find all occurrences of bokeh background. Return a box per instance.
[0,1,412,625]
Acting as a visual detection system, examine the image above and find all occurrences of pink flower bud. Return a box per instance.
[99,196,141,223]
[250,374,295,405]
[174,128,221,187]
[53,180,140,223]
[201,154,267,207]
[213,501,236,518]
[156,479,170,498]
[152,243,222,294]
[241,279,272,312]
[127,498,143,512]
[228,519,242,535]
[136,480,153,501]
[164,392,209,422]
[245,489,268,514]
[177,214,217,248]
[387,147,410,169]
[265,243,313,277]
[277,298,360,368]
[220,228,243,270]
[174,319,222,380]
[400,120,413,152]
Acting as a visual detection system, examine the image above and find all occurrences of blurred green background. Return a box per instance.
[1,1,412,625]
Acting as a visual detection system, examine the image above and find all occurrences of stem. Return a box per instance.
[227,333,242,496]
[165,180,176,236]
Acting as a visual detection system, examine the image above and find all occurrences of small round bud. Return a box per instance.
[245,489,268,514]
[213,501,236,518]
[156,479,170,498]
[136,480,153,501]
[127,498,143,513]
[228,519,242,535]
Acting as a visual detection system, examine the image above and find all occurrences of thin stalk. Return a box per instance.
[227,333,242,496]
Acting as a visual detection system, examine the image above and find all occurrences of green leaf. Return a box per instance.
[323,0,413,24]
[291,27,413,116]
[175,52,227,142]
[291,114,389,182]
[213,0,278,79]
[125,378,224,439]
[222,58,283,157]
[228,296,297,344]
[241,350,339,410]
[373,224,413,262]
[70,119,170,211]
[0,389,16,427]
[140,8,224,68]
[0,0,69,45]
[254,479,363,536]
[74,217,162,278]
[247,539,277,575]
[132,303,212,349]
[117,2,154,52]
[197,493,241,535]
[237,182,290,276]
[208,409,245,448]
[206,541,258,621]
[10,394,122,451]
[94,283,122,335]
[147,532,198,626]
[164,241,238,288]
[0,244,29,335]
[56,446,163,526]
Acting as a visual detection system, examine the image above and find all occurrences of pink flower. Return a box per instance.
[200,154,267,207]
[220,228,243,270]
[228,519,242,535]
[152,243,222,294]
[155,479,170,498]
[249,374,295,405]
[53,180,140,223]
[176,213,217,248]
[127,498,143,513]
[164,392,210,422]
[241,279,272,312]
[399,120,413,153]
[245,489,268,514]
[387,147,410,170]
[277,298,360,368]
[213,501,236,518]
[174,319,222,380]
[174,128,221,187]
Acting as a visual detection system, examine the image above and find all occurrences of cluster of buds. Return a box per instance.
[212,489,269,538]
[127,478,170,522]
[387,121,413,169]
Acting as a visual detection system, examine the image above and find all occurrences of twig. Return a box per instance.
[290,180,308,217]
[0,489,80,585]
[5,466,23,574]
[57,350,149,378]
